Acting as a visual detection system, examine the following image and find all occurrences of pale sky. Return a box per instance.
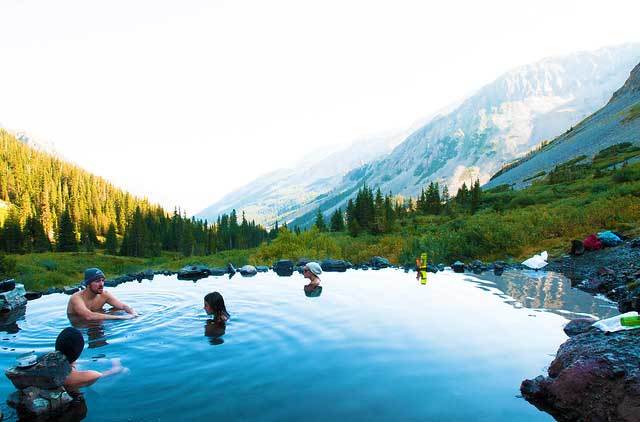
[1,0,639,214]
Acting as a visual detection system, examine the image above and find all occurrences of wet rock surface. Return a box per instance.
[521,328,640,421]
[547,238,640,312]
[5,352,71,390]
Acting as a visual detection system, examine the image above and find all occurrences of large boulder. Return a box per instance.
[5,352,71,390]
[238,265,257,277]
[0,279,16,293]
[370,256,390,269]
[273,260,294,277]
[320,259,348,272]
[521,328,640,421]
[0,282,27,313]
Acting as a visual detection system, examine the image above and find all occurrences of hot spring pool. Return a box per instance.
[0,269,617,421]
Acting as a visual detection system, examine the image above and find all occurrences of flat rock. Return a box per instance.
[563,317,597,337]
[521,328,640,421]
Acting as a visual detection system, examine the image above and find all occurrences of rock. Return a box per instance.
[208,267,227,276]
[437,263,445,271]
[521,328,640,421]
[570,240,585,256]
[44,287,63,295]
[255,266,269,273]
[451,261,465,273]
[0,283,27,312]
[370,256,390,269]
[426,264,439,273]
[493,261,506,276]
[5,352,71,390]
[0,279,16,293]
[134,269,154,281]
[273,260,294,276]
[320,259,348,272]
[563,318,597,337]
[238,265,257,277]
[24,291,42,301]
[177,265,210,280]
[630,238,640,248]
[296,258,313,267]
[7,386,73,417]
[62,286,79,295]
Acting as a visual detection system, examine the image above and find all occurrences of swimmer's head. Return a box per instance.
[83,268,105,294]
[204,292,230,321]
[55,327,85,364]
[303,262,322,279]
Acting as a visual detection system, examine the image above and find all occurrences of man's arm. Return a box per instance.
[69,295,132,321]
[104,292,137,315]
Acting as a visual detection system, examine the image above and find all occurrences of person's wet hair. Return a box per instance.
[55,327,85,364]
[204,292,230,320]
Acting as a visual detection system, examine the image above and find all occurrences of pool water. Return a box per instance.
[0,269,617,421]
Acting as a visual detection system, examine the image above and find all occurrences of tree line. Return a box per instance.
[312,180,482,236]
[0,129,267,257]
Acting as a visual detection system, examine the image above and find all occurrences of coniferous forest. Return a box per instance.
[0,129,268,257]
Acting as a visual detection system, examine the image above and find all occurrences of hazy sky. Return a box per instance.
[1,0,639,214]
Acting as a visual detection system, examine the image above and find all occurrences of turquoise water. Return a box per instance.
[0,269,617,421]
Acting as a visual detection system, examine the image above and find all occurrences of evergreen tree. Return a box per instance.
[23,215,51,252]
[105,222,118,255]
[329,208,345,232]
[471,179,481,214]
[346,199,361,237]
[314,208,327,232]
[0,209,24,253]
[56,209,78,252]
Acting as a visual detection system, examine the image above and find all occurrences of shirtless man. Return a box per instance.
[67,268,137,321]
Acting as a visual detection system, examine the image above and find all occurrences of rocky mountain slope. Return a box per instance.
[486,60,640,189]
[289,44,640,228]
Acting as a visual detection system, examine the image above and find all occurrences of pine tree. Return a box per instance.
[0,209,24,253]
[314,208,327,232]
[471,179,481,214]
[56,209,78,252]
[105,222,118,255]
[330,208,345,232]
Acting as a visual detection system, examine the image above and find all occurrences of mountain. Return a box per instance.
[196,131,411,226]
[288,44,640,227]
[485,60,640,189]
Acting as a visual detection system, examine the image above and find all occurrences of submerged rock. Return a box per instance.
[521,328,640,421]
[7,386,73,417]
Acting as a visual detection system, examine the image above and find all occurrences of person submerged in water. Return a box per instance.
[67,268,138,321]
[303,262,323,296]
[204,292,229,342]
[55,327,125,390]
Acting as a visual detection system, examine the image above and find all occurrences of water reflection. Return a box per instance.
[304,286,323,298]
[67,316,108,349]
[204,320,225,345]
[466,270,618,319]
[0,307,26,334]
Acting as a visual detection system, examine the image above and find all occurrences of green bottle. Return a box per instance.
[620,316,640,327]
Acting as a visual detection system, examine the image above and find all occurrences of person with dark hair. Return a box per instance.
[203,292,230,323]
[67,268,137,321]
[55,327,125,390]
[203,292,229,344]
